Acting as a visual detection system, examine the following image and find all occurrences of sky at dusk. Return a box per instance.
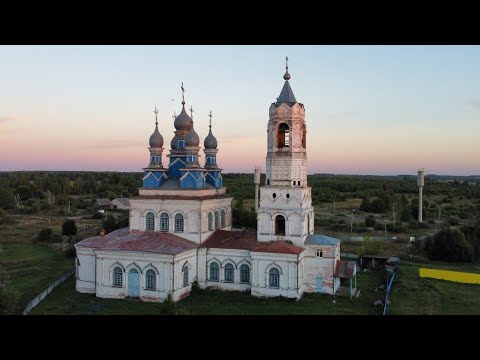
[1,45,480,175]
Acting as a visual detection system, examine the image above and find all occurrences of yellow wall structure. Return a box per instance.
[419,268,480,284]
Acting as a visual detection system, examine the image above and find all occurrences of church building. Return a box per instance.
[75,61,342,302]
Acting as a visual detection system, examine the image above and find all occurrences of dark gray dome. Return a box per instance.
[149,125,163,148]
[283,70,291,81]
[185,125,200,147]
[174,105,193,132]
[204,127,217,149]
[170,136,178,149]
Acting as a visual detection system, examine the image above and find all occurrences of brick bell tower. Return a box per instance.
[256,58,314,247]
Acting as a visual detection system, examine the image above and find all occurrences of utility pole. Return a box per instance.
[392,202,396,233]
[350,209,355,234]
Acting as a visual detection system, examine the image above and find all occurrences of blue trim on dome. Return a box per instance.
[180,170,206,189]
[168,156,187,178]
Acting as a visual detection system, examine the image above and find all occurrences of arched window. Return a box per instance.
[293,180,296,186]
[208,212,213,231]
[277,123,290,148]
[240,264,250,284]
[146,212,155,231]
[221,209,226,228]
[298,181,301,186]
[146,269,156,290]
[224,263,234,283]
[214,211,219,229]
[160,213,169,232]
[182,264,189,287]
[209,262,219,281]
[113,267,123,287]
[267,179,270,185]
[174,214,184,232]
[269,268,280,288]
[274,215,286,236]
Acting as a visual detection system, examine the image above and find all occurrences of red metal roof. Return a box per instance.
[334,260,357,279]
[76,228,198,255]
[200,230,304,255]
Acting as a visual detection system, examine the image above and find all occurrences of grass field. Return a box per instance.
[31,261,480,315]
[32,270,386,315]
[388,262,480,315]
[0,213,99,314]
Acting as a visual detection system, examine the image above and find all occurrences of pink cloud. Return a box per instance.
[0,115,17,123]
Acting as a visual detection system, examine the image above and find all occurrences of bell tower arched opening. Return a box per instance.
[274,215,286,236]
[277,123,290,148]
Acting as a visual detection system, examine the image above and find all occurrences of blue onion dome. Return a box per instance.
[185,123,200,147]
[204,127,217,149]
[170,136,178,149]
[174,105,193,131]
[149,125,163,148]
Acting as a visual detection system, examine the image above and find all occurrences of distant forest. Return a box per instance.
[0,171,479,211]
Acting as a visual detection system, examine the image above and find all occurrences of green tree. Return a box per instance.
[359,196,370,212]
[370,198,386,213]
[430,227,473,262]
[103,215,117,234]
[16,185,33,201]
[362,237,385,255]
[365,215,376,227]
[0,188,15,210]
[62,219,78,238]
[400,206,412,222]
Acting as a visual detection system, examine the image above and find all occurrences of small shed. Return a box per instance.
[360,255,390,270]
[95,198,112,210]
[112,198,130,210]
[334,260,358,300]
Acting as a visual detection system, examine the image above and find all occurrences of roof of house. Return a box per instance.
[200,229,304,255]
[305,234,341,246]
[112,198,130,207]
[334,260,357,279]
[76,228,198,255]
[95,198,112,206]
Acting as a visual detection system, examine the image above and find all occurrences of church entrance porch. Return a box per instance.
[128,269,140,298]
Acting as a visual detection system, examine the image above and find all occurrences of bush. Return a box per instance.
[62,219,78,237]
[160,293,176,315]
[37,228,53,242]
[365,215,376,227]
[50,232,64,243]
[429,227,473,262]
[91,212,104,219]
[362,237,385,255]
[447,217,460,226]
[191,278,201,294]
[103,215,117,234]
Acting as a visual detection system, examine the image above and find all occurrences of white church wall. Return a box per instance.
[250,252,300,299]
[75,248,96,294]
[172,249,197,301]
[300,245,340,295]
[200,248,253,292]
[128,197,232,243]
[93,251,175,302]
